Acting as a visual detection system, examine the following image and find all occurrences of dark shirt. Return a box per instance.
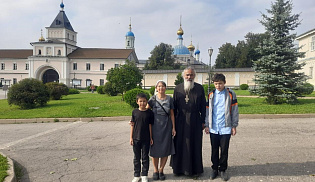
[131,109,154,141]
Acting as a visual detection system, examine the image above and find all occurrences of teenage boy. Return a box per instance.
[205,73,239,181]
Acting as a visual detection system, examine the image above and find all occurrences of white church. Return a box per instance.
[0,1,138,88]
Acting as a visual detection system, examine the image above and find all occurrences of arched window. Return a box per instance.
[38,50,41,55]
[58,50,61,55]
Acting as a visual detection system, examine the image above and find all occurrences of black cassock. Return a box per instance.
[170,82,206,175]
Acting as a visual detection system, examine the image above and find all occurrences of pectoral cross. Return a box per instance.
[185,94,189,104]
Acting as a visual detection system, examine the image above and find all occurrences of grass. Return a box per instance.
[0,92,315,119]
[238,97,315,114]
[0,94,133,119]
[0,154,8,182]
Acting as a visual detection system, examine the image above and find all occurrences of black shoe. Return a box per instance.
[220,171,229,181]
[210,169,218,180]
[159,172,165,180]
[192,173,200,180]
[153,172,159,180]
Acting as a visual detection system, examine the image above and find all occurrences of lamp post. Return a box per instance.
[207,48,213,95]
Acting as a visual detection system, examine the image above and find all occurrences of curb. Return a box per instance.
[0,114,315,124]
[0,116,131,124]
[0,152,16,182]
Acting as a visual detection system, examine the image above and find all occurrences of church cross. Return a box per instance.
[185,94,189,104]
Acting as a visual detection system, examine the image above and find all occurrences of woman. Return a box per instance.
[147,80,176,181]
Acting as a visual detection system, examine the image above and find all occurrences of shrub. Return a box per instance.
[69,88,80,94]
[298,83,314,95]
[7,78,49,109]
[124,88,150,108]
[103,82,119,96]
[97,85,105,94]
[45,82,69,100]
[203,84,215,95]
[240,84,249,90]
[149,86,156,96]
[174,72,184,85]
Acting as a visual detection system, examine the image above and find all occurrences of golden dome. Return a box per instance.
[39,29,45,41]
[39,36,45,42]
[177,26,184,35]
[187,41,195,51]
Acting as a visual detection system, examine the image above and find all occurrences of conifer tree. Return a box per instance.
[252,0,307,104]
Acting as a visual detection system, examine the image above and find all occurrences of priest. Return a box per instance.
[171,66,206,176]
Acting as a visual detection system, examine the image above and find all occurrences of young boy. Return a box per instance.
[130,93,154,182]
[205,73,239,181]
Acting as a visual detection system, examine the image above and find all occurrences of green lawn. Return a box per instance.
[0,154,8,182]
[0,94,133,119]
[0,92,315,119]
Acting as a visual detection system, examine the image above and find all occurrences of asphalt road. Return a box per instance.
[0,118,315,182]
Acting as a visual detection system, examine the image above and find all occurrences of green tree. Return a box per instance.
[174,72,184,85]
[215,32,269,68]
[252,0,307,104]
[215,43,237,68]
[144,43,180,70]
[106,60,143,99]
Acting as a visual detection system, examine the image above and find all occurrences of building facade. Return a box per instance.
[0,2,137,88]
[296,28,315,87]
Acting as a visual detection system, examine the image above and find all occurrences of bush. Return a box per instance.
[240,84,249,90]
[203,84,215,95]
[298,83,314,95]
[7,78,49,109]
[69,88,80,94]
[46,82,69,100]
[97,85,105,94]
[124,88,150,108]
[149,86,156,96]
[104,82,119,96]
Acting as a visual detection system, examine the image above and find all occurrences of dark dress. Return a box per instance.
[148,95,175,157]
[170,82,206,175]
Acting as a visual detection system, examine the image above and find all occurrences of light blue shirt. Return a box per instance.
[210,89,232,135]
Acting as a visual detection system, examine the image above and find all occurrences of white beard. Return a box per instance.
[184,79,194,93]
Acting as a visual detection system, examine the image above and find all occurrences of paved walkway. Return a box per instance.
[1,118,315,182]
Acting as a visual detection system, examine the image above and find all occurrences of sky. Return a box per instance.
[1,0,315,65]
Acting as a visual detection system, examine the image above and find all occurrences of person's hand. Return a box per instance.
[204,127,210,134]
[172,128,176,137]
[130,138,133,145]
[129,120,134,126]
[231,127,237,136]
[150,138,153,145]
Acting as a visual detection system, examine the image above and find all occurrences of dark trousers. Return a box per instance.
[210,133,231,172]
[133,139,150,177]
